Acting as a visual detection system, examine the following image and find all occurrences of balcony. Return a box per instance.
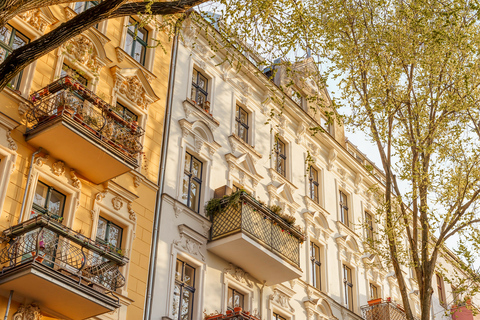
[361,300,419,320]
[25,76,144,184]
[207,192,304,285]
[0,215,128,320]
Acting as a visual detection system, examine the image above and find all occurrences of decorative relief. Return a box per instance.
[220,63,232,81]
[95,190,107,202]
[173,227,205,261]
[296,124,306,144]
[173,201,184,218]
[115,47,125,62]
[133,175,143,188]
[34,154,49,167]
[224,263,253,288]
[127,202,136,222]
[52,161,65,176]
[63,35,103,74]
[70,169,81,189]
[327,148,337,171]
[13,303,42,320]
[116,75,148,110]
[6,130,17,151]
[112,196,124,210]
[354,173,362,194]
[64,6,76,19]
[18,10,49,32]
[270,288,295,312]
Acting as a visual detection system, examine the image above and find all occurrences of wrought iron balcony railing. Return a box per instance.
[210,192,305,267]
[26,76,144,158]
[361,301,419,320]
[0,215,128,293]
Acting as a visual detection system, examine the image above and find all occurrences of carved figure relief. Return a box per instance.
[270,288,295,312]
[116,76,148,110]
[52,161,65,176]
[112,196,124,210]
[63,35,102,74]
[18,10,49,32]
[6,130,17,151]
[13,303,42,320]
[70,169,81,189]
[224,263,253,288]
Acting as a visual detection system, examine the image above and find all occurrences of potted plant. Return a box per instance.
[233,306,242,313]
[368,298,382,306]
[204,101,211,113]
[269,205,282,215]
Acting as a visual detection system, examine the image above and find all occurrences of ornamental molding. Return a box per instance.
[112,196,124,210]
[225,152,263,189]
[13,303,42,320]
[127,202,136,222]
[6,130,17,151]
[70,169,81,189]
[18,9,49,33]
[178,118,221,157]
[52,161,65,176]
[95,190,107,202]
[327,148,337,171]
[111,66,158,111]
[270,286,295,313]
[303,211,334,243]
[182,99,220,132]
[63,34,106,75]
[33,154,49,167]
[354,173,363,194]
[228,134,262,162]
[173,224,207,261]
[224,263,253,288]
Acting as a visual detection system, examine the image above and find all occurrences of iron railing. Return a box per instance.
[0,215,128,292]
[25,76,144,158]
[206,310,261,320]
[210,192,305,267]
[361,301,419,320]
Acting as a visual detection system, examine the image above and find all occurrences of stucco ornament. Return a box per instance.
[18,10,49,32]
[112,196,124,210]
[64,35,102,74]
[52,161,65,176]
[224,263,253,288]
[116,76,147,109]
[6,130,17,151]
[13,303,43,320]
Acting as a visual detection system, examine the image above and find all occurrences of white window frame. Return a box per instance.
[0,143,17,218]
[222,268,254,313]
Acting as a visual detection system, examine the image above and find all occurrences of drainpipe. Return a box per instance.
[143,19,181,320]
[3,290,13,320]
[18,148,43,224]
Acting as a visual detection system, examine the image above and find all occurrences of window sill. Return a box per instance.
[228,134,262,159]
[115,47,156,81]
[182,99,220,129]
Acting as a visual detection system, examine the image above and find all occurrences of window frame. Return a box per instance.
[31,181,67,220]
[343,264,354,311]
[311,241,322,291]
[114,101,138,122]
[0,24,30,90]
[227,287,245,310]
[369,283,379,300]
[191,68,209,108]
[365,211,374,242]
[95,216,124,251]
[275,138,287,177]
[73,1,99,14]
[339,190,349,227]
[436,273,446,308]
[173,258,196,320]
[182,152,203,213]
[235,105,249,144]
[309,166,320,204]
[125,17,149,66]
[273,312,287,320]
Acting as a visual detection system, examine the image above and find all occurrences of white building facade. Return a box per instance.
[150,17,475,320]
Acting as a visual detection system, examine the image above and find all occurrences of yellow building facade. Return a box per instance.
[0,3,171,319]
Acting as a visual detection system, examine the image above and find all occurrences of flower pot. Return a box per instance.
[233,307,242,313]
[35,256,44,263]
[368,298,382,306]
[74,113,84,123]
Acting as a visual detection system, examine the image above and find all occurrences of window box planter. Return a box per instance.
[368,298,382,306]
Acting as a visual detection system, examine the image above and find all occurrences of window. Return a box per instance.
[32,181,66,220]
[436,274,446,307]
[0,24,30,90]
[173,259,196,320]
[365,212,374,242]
[275,138,287,177]
[191,69,208,108]
[124,18,148,65]
[182,152,203,212]
[96,217,123,250]
[227,287,244,310]
[74,1,98,14]
[339,191,349,227]
[370,283,379,299]
[311,242,322,291]
[61,64,88,86]
[309,167,319,204]
[343,265,354,311]
[235,105,249,143]
[113,102,138,122]
[273,313,287,320]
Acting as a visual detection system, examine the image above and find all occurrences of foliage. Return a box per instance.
[268,204,282,215]
[205,189,243,218]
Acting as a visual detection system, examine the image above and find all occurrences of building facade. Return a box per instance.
[150,17,479,320]
[0,3,171,319]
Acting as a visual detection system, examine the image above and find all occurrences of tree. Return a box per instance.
[203,0,480,319]
[0,0,207,90]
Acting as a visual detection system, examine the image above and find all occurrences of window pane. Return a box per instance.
[184,153,191,172]
[198,74,207,91]
[192,69,198,83]
[108,223,122,248]
[96,218,107,241]
[137,27,147,41]
[238,125,247,142]
[190,180,199,211]
[181,174,190,206]
[227,288,234,308]
[48,189,65,217]
[181,289,193,320]
[315,264,321,289]
[172,283,181,320]
[190,86,197,101]
[124,33,134,56]
[197,92,206,107]
[184,264,194,286]
[33,183,48,208]
[191,159,201,178]
[0,26,11,45]
[133,42,145,64]
[240,109,248,123]
[234,291,244,308]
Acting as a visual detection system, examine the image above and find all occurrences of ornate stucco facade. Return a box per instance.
[149,17,480,320]
[0,4,171,319]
